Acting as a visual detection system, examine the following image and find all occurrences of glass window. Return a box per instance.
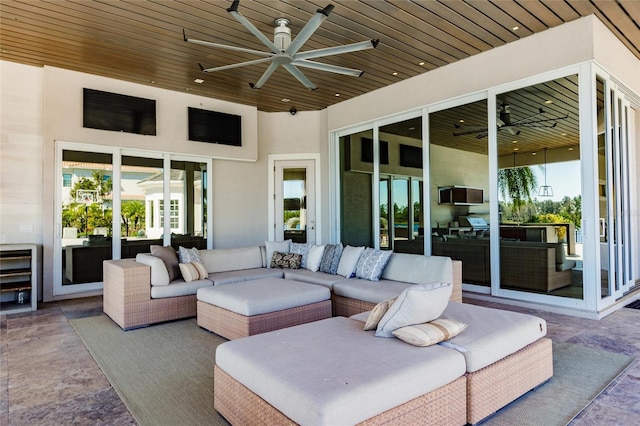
[63,173,72,187]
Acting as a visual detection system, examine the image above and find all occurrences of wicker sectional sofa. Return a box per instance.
[103,245,462,330]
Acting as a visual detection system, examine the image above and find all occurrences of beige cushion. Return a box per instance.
[136,253,170,286]
[200,246,263,273]
[393,319,467,347]
[382,253,452,285]
[375,282,452,338]
[363,298,396,331]
[179,261,208,282]
[150,245,180,281]
[306,244,325,272]
[336,245,365,278]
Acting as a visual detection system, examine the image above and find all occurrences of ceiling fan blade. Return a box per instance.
[227,0,280,53]
[283,64,317,90]
[291,60,363,77]
[294,39,379,61]
[453,128,488,137]
[200,57,273,73]
[185,35,273,57]
[249,62,280,89]
[285,4,334,56]
[505,126,521,136]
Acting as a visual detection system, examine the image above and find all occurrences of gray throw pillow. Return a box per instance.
[289,242,312,269]
[150,245,180,282]
[355,248,393,281]
[319,243,344,275]
[178,246,201,263]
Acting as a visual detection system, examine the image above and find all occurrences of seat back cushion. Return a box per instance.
[381,253,452,285]
[200,246,263,273]
[136,253,170,286]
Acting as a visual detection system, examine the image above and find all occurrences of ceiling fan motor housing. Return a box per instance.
[274,18,291,51]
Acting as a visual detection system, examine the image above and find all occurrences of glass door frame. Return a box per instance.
[54,142,213,296]
[268,153,321,243]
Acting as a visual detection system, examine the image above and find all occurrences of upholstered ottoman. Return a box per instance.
[196,277,332,339]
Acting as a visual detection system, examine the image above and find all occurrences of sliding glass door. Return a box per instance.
[55,143,211,296]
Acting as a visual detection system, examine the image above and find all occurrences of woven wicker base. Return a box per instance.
[214,365,467,425]
[466,337,553,424]
[197,299,332,340]
[103,259,198,330]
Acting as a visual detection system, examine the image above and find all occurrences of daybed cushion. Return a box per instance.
[282,269,349,289]
[332,278,412,304]
[209,268,284,286]
[150,278,212,298]
[439,302,548,372]
[136,253,170,286]
[197,278,330,316]
[215,317,466,426]
[382,253,453,285]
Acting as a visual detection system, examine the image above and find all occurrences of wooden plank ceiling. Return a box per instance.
[1,0,638,114]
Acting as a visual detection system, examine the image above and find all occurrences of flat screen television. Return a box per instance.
[399,144,423,168]
[188,107,242,146]
[361,138,389,164]
[83,88,156,135]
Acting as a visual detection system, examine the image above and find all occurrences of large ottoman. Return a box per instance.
[196,277,332,339]
[214,317,467,425]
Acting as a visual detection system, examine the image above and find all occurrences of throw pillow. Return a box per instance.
[306,245,326,272]
[336,245,365,278]
[355,248,393,281]
[375,282,453,338]
[392,319,468,347]
[265,240,291,268]
[150,245,180,281]
[319,243,343,275]
[289,242,312,269]
[270,251,302,269]
[179,261,208,283]
[178,246,201,263]
[363,298,396,331]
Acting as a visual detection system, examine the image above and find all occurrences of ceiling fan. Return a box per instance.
[453,102,569,139]
[183,0,379,90]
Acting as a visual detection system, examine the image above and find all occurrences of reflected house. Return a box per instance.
[137,169,205,240]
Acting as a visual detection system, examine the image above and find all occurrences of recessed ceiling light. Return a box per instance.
[545,100,553,104]
[335,93,340,97]
[408,126,415,131]
[185,88,191,91]
[512,26,520,31]
[194,78,205,84]
[513,147,519,151]
[532,152,537,155]
[568,147,574,151]
[512,140,518,144]
[281,98,290,102]
[419,61,425,66]
[150,80,156,84]
[459,119,465,123]
[392,72,398,76]
[561,133,567,136]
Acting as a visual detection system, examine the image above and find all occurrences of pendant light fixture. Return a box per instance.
[538,148,554,197]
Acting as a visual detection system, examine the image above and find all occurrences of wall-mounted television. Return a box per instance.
[361,138,389,164]
[400,144,423,168]
[188,107,242,146]
[83,88,156,135]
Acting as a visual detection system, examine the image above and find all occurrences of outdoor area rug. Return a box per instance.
[72,314,634,426]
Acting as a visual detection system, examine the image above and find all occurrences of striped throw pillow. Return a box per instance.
[392,319,467,347]
[363,298,396,331]
[179,261,208,282]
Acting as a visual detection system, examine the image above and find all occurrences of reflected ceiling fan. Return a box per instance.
[183,0,379,90]
[453,102,569,139]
